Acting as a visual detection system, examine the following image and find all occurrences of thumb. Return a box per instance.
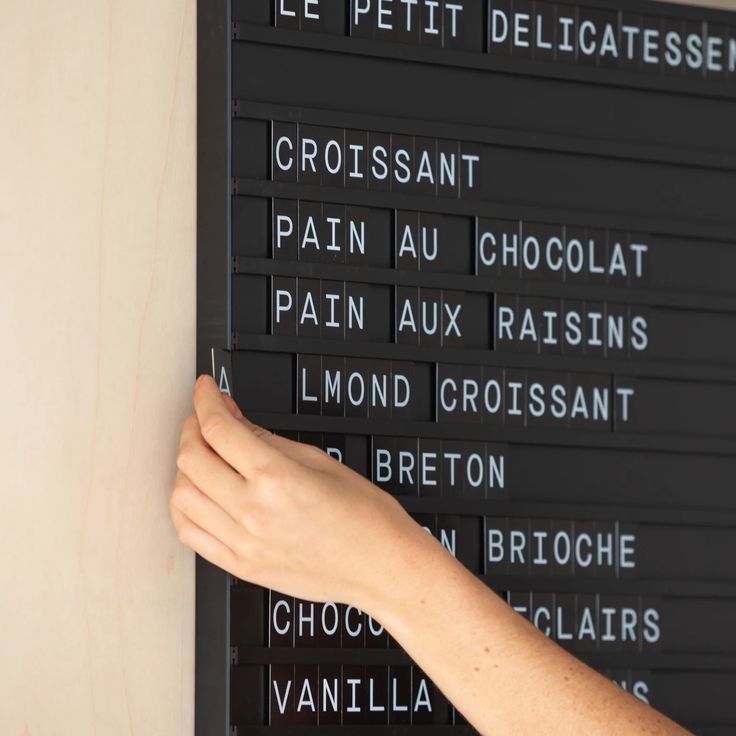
[218,390,336,471]
[221,393,338,471]
[221,393,244,420]
[220,393,279,444]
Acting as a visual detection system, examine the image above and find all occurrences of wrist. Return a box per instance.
[357,506,455,632]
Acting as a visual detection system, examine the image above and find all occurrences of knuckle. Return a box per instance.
[251,459,280,483]
[176,445,197,474]
[200,413,228,444]
[233,532,255,561]
[305,444,329,462]
[238,506,259,533]
[236,507,252,530]
[240,504,268,538]
[171,483,196,514]
[177,524,193,545]
[251,425,273,440]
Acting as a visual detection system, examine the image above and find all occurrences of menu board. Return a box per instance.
[197,1,736,733]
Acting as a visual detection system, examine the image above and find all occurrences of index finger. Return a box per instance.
[193,374,282,477]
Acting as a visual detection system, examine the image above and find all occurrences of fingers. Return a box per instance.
[230,411,333,470]
[193,375,282,478]
[170,469,244,550]
[178,414,251,516]
[260,432,340,471]
[194,376,338,476]
[218,390,338,471]
[170,503,240,576]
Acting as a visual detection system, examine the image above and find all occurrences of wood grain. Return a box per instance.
[0,0,733,735]
[0,1,196,734]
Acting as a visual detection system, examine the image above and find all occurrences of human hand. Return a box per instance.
[170,375,436,615]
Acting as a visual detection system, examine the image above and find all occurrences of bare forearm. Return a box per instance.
[172,380,691,735]
[366,533,689,736]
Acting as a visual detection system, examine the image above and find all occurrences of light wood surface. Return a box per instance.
[0,1,733,735]
[0,1,196,734]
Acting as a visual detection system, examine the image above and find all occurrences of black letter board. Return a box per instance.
[197,1,736,733]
